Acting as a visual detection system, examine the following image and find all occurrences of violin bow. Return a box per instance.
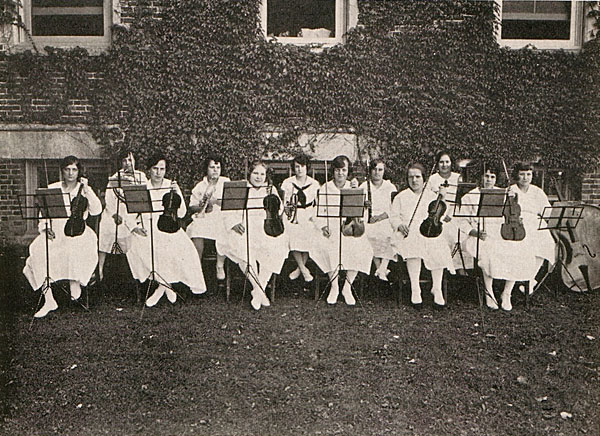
[324,159,329,231]
[366,156,372,223]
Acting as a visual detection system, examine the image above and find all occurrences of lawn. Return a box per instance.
[0,270,598,436]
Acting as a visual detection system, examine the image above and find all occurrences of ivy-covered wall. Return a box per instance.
[0,0,598,192]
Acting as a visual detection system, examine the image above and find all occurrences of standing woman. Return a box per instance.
[359,159,397,281]
[127,153,206,307]
[187,156,230,282]
[390,162,455,309]
[218,160,289,310]
[24,155,102,318]
[281,154,326,282]
[315,155,373,305]
[428,150,471,272]
[97,151,147,281]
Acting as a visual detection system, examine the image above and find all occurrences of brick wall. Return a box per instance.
[582,173,600,204]
[0,159,27,245]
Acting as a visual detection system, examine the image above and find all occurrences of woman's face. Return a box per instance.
[150,160,167,184]
[482,170,497,189]
[437,154,452,176]
[333,162,349,185]
[250,164,267,187]
[294,162,307,179]
[370,162,385,183]
[206,160,221,180]
[62,163,79,183]
[407,168,424,192]
[121,155,134,173]
[517,169,533,188]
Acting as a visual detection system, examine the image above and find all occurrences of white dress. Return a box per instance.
[429,171,472,269]
[217,184,290,277]
[98,170,148,253]
[186,176,230,245]
[125,179,206,293]
[314,180,374,274]
[390,188,455,273]
[359,179,397,261]
[23,181,102,290]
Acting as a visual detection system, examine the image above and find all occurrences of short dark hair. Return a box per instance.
[147,152,167,169]
[291,154,310,171]
[368,158,385,173]
[118,150,134,161]
[435,150,452,164]
[512,161,534,181]
[60,155,83,175]
[248,159,271,182]
[406,162,426,182]
[331,155,352,177]
[202,155,223,175]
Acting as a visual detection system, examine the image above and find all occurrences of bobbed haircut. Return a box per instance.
[147,152,167,169]
[406,162,426,182]
[202,155,223,175]
[60,155,83,174]
[511,161,534,181]
[368,158,385,173]
[291,153,311,171]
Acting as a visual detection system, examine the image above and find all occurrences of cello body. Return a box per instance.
[555,202,600,292]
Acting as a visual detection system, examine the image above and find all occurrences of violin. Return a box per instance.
[157,182,182,234]
[500,161,526,241]
[64,179,88,237]
[420,180,448,238]
[341,174,366,238]
[263,186,284,237]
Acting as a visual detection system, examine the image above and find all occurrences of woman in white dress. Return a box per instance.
[359,159,397,281]
[186,156,230,282]
[390,162,455,309]
[315,155,373,306]
[218,160,289,310]
[126,154,206,307]
[97,151,148,280]
[428,150,471,272]
[23,155,102,318]
[281,154,327,282]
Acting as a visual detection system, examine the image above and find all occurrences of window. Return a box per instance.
[497,0,584,49]
[261,0,357,46]
[20,0,112,51]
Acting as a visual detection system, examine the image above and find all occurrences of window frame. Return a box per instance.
[496,0,584,50]
[260,0,348,46]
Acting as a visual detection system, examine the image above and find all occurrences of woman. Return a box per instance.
[390,162,455,309]
[428,150,471,272]
[97,151,148,281]
[315,155,373,305]
[281,154,325,282]
[218,160,289,310]
[23,155,102,318]
[187,156,230,282]
[359,159,397,281]
[126,154,206,307]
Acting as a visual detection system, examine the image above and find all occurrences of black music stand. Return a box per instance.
[316,187,366,305]
[537,202,586,293]
[454,188,505,323]
[220,181,266,305]
[18,188,86,324]
[122,185,183,315]
[106,171,138,255]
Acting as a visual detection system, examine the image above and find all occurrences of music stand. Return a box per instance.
[316,187,366,304]
[220,181,267,305]
[536,202,586,294]
[122,185,182,314]
[454,188,505,325]
[18,188,83,324]
[106,171,137,255]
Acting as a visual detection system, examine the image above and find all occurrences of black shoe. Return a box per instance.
[433,302,446,311]
[411,302,423,311]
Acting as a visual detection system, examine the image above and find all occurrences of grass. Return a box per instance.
[1,265,599,436]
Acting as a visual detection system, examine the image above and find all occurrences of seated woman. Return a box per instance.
[186,155,230,282]
[359,158,397,281]
[315,155,373,305]
[281,153,327,282]
[23,155,102,318]
[217,160,289,310]
[126,153,206,307]
[390,162,455,309]
[98,151,148,281]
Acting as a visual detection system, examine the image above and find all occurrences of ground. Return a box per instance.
[0,270,599,436]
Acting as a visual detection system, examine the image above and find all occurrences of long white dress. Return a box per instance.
[217,184,290,278]
[186,176,230,246]
[429,171,472,269]
[23,181,102,290]
[390,188,455,273]
[359,179,397,261]
[313,180,374,274]
[125,179,206,293]
[98,170,148,254]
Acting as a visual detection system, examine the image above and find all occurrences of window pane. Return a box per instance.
[32,0,104,36]
[502,0,571,40]
[267,0,335,38]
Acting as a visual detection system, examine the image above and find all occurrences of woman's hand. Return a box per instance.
[131,227,147,237]
[398,224,410,237]
[112,213,123,225]
[43,228,56,240]
[321,226,331,238]
[232,223,245,235]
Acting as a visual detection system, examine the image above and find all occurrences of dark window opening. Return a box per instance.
[32,0,104,36]
[501,0,571,40]
[267,0,335,38]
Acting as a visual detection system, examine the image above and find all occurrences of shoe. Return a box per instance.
[145,286,165,307]
[375,268,389,282]
[410,302,423,311]
[500,293,512,312]
[485,294,499,310]
[301,270,314,283]
[410,292,423,306]
[191,287,206,295]
[519,282,536,295]
[260,291,270,307]
[341,285,356,306]
[327,285,339,305]
[70,282,81,300]
[34,297,58,318]
[216,266,226,281]
[250,289,261,311]
[289,268,301,280]
[432,291,445,307]
[433,302,446,311]
[166,288,177,303]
